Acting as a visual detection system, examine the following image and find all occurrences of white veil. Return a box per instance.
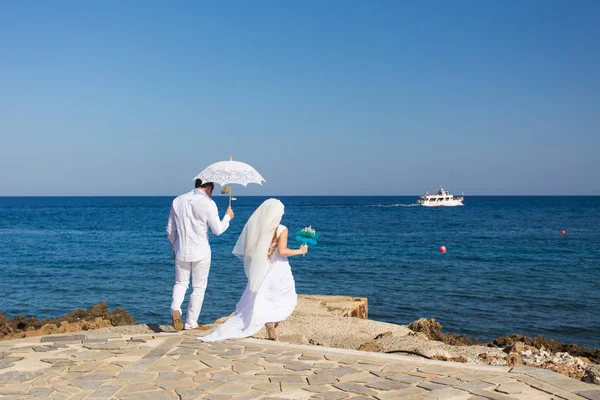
[233,199,284,292]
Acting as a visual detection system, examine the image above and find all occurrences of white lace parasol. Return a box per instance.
[192,160,266,187]
[193,158,266,206]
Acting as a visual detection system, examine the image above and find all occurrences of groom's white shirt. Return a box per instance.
[166,189,231,262]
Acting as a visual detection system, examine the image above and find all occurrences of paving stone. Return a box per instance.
[336,371,376,383]
[383,373,424,384]
[83,341,128,350]
[284,362,314,371]
[429,387,472,400]
[0,384,29,395]
[32,346,57,352]
[208,382,252,395]
[308,374,338,385]
[196,381,225,391]
[203,395,234,400]
[118,391,177,400]
[175,389,202,400]
[576,390,600,400]
[526,369,596,393]
[86,333,123,340]
[312,362,339,369]
[302,384,331,393]
[418,381,450,391]
[432,376,462,386]
[27,387,55,397]
[232,361,264,374]
[0,371,43,384]
[258,369,309,376]
[382,363,416,373]
[299,355,323,361]
[455,380,497,392]
[233,390,265,400]
[467,389,518,400]
[252,382,281,393]
[509,366,540,373]
[71,350,113,362]
[365,378,410,391]
[495,382,531,394]
[451,372,496,382]
[311,391,350,400]
[87,383,121,398]
[199,356,233,368]
[211,372,266,384]
[69,378,105,390]
[374,386,431,399]
[514,375,584,400]
[280,381,310,392]
[157,377,197,390]
[0,356,24,363]
[270,375,306,383]
[332,382,377,396]
[156,371,188,381]
[41,335,86,343]
[321,367,359,378]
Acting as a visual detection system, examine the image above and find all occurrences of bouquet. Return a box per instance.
[295,226,319,255]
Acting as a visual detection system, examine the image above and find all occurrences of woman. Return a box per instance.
[198,198,307,342]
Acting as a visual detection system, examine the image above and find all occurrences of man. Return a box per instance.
[166,179,234,330]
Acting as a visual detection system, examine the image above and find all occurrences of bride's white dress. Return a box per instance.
[199,224,297,342]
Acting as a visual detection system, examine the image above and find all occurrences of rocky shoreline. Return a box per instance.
[1,296,598,385]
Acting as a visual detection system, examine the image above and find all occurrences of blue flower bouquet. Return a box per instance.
[295,226,318,255]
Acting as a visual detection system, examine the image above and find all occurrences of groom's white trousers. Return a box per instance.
[171,256,211,330]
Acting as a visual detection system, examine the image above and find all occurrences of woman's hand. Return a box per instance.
[299,244,308,255]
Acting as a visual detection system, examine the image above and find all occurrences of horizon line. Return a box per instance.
[1,194,599,198]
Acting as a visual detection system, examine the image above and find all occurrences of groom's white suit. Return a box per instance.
[166,188,231,329]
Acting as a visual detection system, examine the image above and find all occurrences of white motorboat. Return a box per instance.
[418,188,464,207]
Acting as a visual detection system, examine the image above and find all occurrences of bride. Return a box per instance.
[198,198,307,341]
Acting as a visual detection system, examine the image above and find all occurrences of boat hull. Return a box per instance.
[420,199,464,207]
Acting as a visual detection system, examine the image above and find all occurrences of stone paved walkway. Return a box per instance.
[0,329,598,400]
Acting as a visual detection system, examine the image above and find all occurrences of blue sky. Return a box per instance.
[1,1,599,196]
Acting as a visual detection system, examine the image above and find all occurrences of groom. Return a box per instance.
[166,179,234,330]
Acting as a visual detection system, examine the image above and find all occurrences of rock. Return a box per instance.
[374,331,392,340]
[479,353,493,363]
[505,353,523,367]
[357,341,382,352]
[1,302,135,340]
[295,295,368,319]
[451,355,468,363]
[278,334,309,345]
[584,364,600,385]
[504,342,525,354]
[408,318,480,346]
[491,334,600,364]
[422,348,453,360]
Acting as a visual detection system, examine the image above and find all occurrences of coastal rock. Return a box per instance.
[505,353,523,367]
[504,342,525,354]
[357,341,382,352]
[479,352,494,363]
[374,331,392,340]
[295,295,368,319]
[584,365,600,385]
[408,318,480,346]
[0,302,135,340]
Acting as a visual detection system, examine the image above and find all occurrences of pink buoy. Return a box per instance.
[561,230,566,235]
[440,246,447,254]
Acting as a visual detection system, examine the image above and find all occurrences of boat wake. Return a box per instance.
[370,203,420,208]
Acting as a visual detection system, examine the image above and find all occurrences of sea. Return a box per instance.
[1,196,599,348]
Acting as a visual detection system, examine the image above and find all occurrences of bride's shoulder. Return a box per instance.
[277,224,288,234]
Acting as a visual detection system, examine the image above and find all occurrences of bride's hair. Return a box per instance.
[267,228,278,259]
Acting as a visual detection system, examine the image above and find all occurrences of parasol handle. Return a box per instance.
[228,155,233,208]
